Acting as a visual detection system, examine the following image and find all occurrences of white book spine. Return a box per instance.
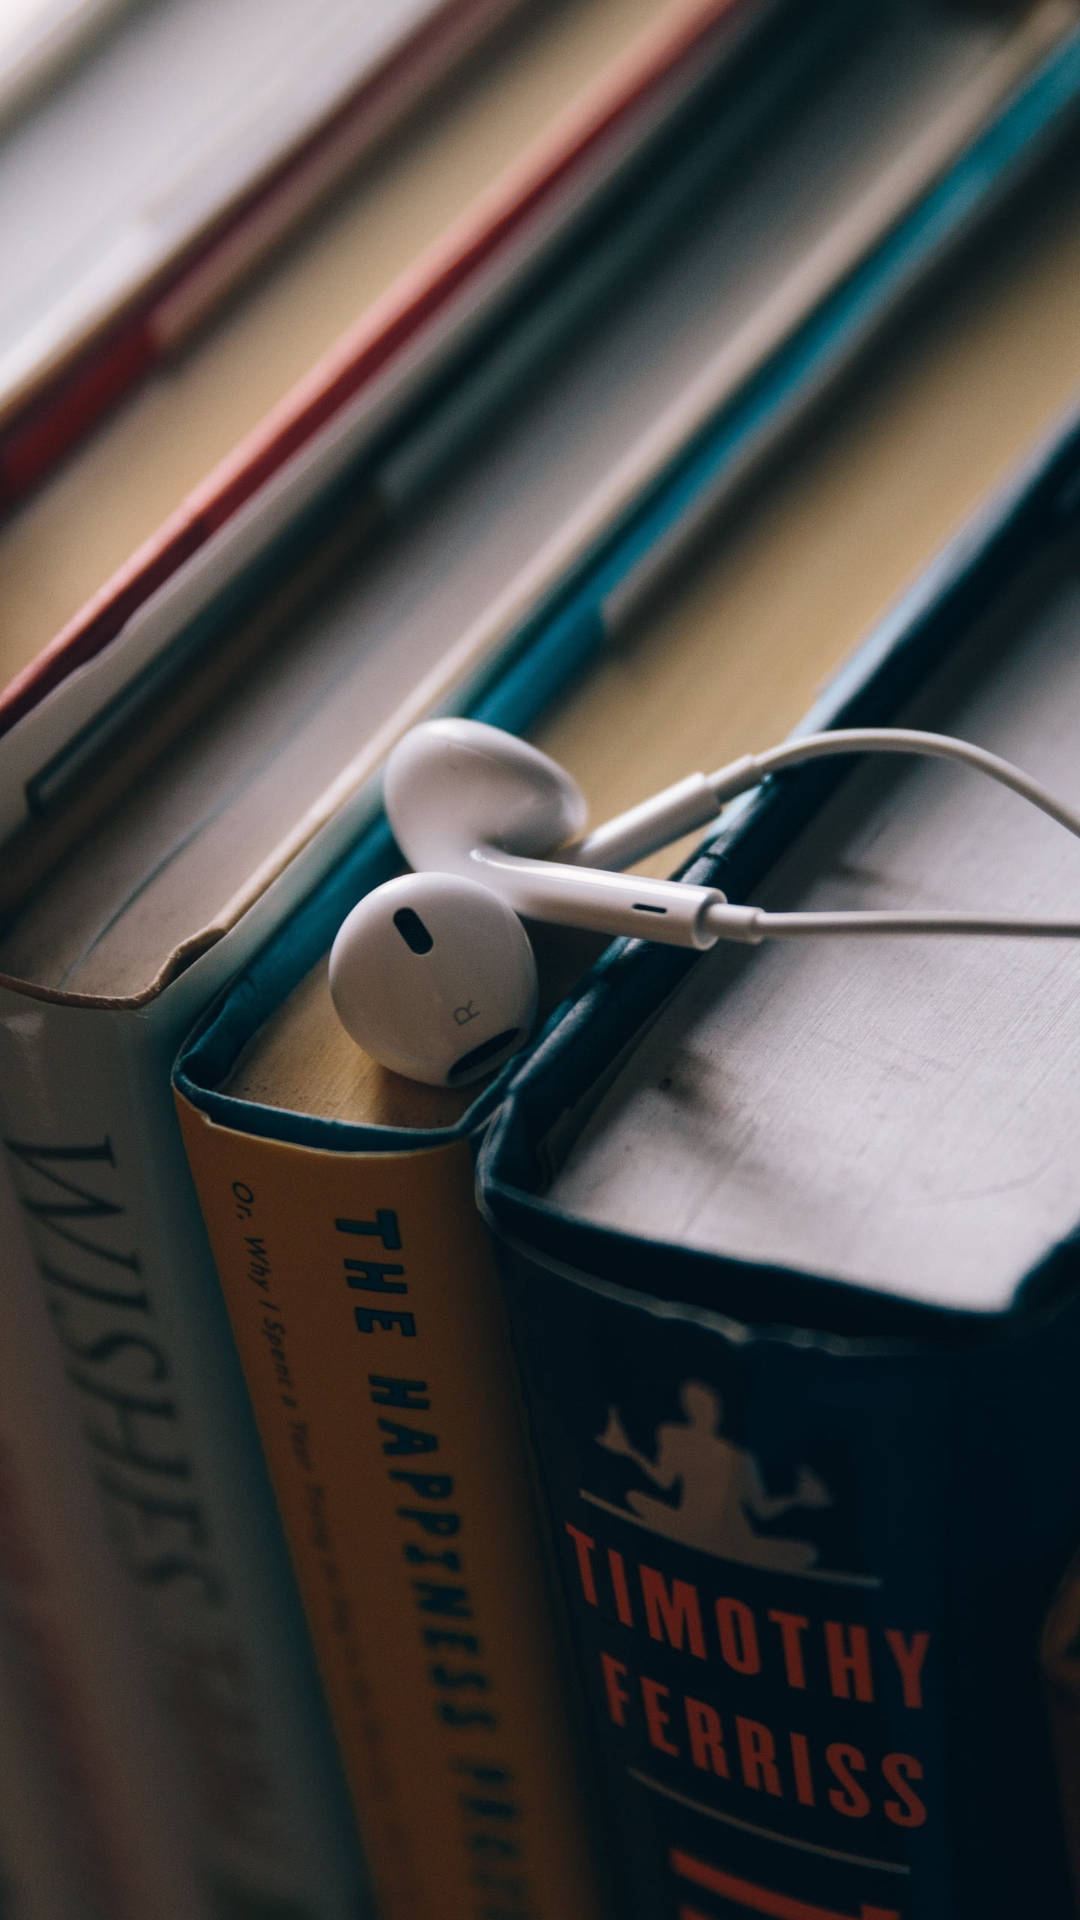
[0,1599,96,1920]
[0,982,367,1920]
[0,1161,207,1920]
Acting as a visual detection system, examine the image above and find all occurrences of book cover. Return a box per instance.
[3,0,1069,821]
[0,1600,97,1920]
[0,0,531,500]
[479,406,1080,1920]
[175,1032,606,1920]
[0,0,773,747]
[0,1164,209,1920]
[10,0,1068,859]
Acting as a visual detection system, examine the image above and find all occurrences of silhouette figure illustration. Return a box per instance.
[596,1381,832,1571]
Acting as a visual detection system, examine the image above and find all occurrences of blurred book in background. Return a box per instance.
[0,0,534,501]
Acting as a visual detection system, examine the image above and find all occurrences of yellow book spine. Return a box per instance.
[176,1095,603,1920]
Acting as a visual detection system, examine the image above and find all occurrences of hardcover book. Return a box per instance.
[0,1599,91,1920]
[0,1168,206,1920]
[0,0,775,712]
[478,405,1080,1920]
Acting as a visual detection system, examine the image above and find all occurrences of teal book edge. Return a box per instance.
[476,403,1080,1920]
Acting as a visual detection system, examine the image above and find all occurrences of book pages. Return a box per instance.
[552,559,1080,1309]
[0,0,668,672]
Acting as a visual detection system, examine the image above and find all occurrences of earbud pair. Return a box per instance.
[329,717,1080,1087]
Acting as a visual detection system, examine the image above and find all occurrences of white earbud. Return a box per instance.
[384,718,732,943]
[330,716,1080,1086]
[329,870,538,1086]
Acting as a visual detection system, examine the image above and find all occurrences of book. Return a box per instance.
[175,984,608,1920]
[0,0,798,874]
[477,406,1080,1919]
[176,129,1080,1920]
[0,1165,209,1920]
[0,0,130,123]
[0,0,772,697]
[0,0,531,500]
[0,1598,93,1920]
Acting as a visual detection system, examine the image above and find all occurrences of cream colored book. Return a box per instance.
[0,0,693,653]
[0,0,531,494]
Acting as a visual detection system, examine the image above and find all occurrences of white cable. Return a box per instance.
[572,728,1080,873]
[711,728,1080,841]
[699,727,1080,945]
[703,904,1080,946]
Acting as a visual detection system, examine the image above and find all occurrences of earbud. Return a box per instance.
[383,718,731,942]
[329,719,717,1087]
[329,870,538,1086]
[330,716,1080,1086]
[385,719,588,875]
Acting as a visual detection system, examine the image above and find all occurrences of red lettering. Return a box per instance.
[685,1697,729,1777]
[642,1678,680,1757]
[769,1610,809,1689]
[608,1548,634,1628]
[600,1652,629,1727]
[641,1564,706,1657]
[670,1848,902,1920]
[736,1717,782,1797]
[882,1752,927,1828]
[716,1597,761,1674]
[884,1630,930,1709]
[565,1525,598,1605]
[825,1743,871,1819]
[824,1622,874,1703]
[789,1731,815,1806]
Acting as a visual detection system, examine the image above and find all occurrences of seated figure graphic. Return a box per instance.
[596,1381,831,1572]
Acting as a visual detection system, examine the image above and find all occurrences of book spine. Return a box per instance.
[0,989,367,1920]
[0,1162,209,1920]
[489,1235,1080,1920]
[0,1601,96,1920]
[174,1097,606,1920]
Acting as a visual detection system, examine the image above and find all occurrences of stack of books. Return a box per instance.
[4,2,1080,1915]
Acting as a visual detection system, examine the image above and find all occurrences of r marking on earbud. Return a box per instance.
[454,1001,481,1026]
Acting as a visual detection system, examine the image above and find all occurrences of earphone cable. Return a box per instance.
[697,727,1080,943]
[703,904,1080,945]
[719,728,1080,841]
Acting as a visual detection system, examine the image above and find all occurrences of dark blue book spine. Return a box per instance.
[479,403,1080,1920]
[492,1234,1080,1920]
